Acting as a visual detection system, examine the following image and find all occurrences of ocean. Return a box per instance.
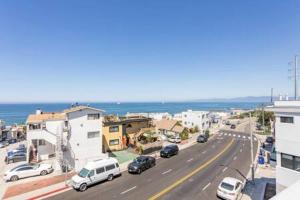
[0,102,263,125]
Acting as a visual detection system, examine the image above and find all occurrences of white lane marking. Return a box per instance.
[187,158,194,162]
[243,143,245,146]
[162,169,172,175]
[238,135,241,138]
[229,133,232,136]
[233,134,236,137]
[243,136,246,139]
[202,150,207,154]
[233,156,237,160]
[202,182,211,191]
[248,137,251,140]
[224,133,227,136]
[254,138,257,141]
[240,149,243,152]
[222,167,228,172]
[220,133,223,135]
[212,145,215,148]
[120,186,137,194]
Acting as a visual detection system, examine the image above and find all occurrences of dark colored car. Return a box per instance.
[160,145,179,158]
[128,156,156,174]
[265,136,274,144]
[8,139,17,144]
[230,124,236,129]
[197,135,208,143]
[5,152,26,164]
[0,141,9,148]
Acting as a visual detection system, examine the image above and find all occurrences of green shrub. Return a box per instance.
[204,130,210,138]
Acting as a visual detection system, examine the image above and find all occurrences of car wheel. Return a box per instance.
[10,175,19,182]
[40,170,48,176]
[8,159,13,164]
[137,169,142,174]
[107,174,114,181]
[79,183,87,192]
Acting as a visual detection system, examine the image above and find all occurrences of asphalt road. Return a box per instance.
[48,131,258,200]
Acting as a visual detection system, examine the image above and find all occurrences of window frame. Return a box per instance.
[109,126,119,133]
[109,139,119,146]
[281,153,300,171]
[87,114,100,120]
[280,116,294,124]
[105,164,116,171]
[87,131,100,139]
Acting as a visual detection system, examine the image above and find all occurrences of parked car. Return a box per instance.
[230,124,236,129]
[158,135,168,141]
[128,156,156,174]
[197,135,208,143]
[168,135,181,143]
[217,177,243,200]
[3,163,53,182]
[265,136,274,144]
[0,141,9,148]
[8,138,17,144]
[160,144,179,158]
[5,152,26,164]
[71,158,121,192]
[226,121,231,125]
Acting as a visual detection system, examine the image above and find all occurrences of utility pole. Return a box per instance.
[249,112,254,182]
[295,55,298,100]
[270,88,273,103]
[262,104,265,134]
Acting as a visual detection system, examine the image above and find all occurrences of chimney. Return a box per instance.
[285,94,289,101]
[279,94,283,101]
[36,109,42,115]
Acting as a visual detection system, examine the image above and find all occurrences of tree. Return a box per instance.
[194,125,199,133]
[180,129,189,140]
[204,130,210,139]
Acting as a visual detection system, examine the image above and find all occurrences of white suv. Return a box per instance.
[217,177,243,200]
[4,163,53,182]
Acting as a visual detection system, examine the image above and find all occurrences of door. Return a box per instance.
[95,167,106,182]
[87,170,96,185]
[16,166,35,178]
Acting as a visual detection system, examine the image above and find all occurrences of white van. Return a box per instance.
[71,158,121,191]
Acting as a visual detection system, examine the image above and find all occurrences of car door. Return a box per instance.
[87,170,96,185]
[16,166,35,178]
[235,182,242,198]
[95,167,106,182]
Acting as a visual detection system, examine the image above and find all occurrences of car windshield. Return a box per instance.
[134,157,143,163]
[78,168,90,178]
[221,182,234,191]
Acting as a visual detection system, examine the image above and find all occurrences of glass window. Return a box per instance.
[105,164,115,171]
[88,170,95,177]
[280,116,294,123]
[39,139,46,146]
[294,157,300,172]
[17,166,33,171]
[87,114,100,120]
[221,182,234,191]
[78,168,90,178]
[87,131,100,138]
[96,167,105,174]
[281,153,294,170]
[115,163,119,168]
[109,126,119,133]
[109,139,119,146]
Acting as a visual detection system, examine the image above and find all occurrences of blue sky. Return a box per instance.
[0,0,300,102]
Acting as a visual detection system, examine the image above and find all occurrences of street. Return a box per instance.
[48,130,258,200]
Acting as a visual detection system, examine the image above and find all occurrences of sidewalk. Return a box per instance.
[3,126,221,200]
[241,164,276,200]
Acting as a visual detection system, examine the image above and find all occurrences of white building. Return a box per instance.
[181,110,210,131]
[126,112,172,120]
[266,101,300,193]
[26,106,107,172]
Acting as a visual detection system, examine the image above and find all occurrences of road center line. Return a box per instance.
[202,182,211,191]
[187,158,194,162]
[149,139,235,200]
[222,167,228,172]
[202,150,207,154]
[120,186,137,195]
[233,156,237,160]
[162,169,172,175]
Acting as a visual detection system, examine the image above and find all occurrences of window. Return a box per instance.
[87,114,100,120]
[17,167,33,171]
[115,163,119,168]
[281,153,300,171]
[96,167,105,174]
[29,124,41,130]
[88,170,95,177]
[109,126,119,133]
[105,164,115,171]
[280,116,294,123]
[109,139,119,146]
[39,139,46,146]
[87,131,100,138]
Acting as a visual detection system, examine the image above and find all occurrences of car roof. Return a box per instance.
[84,158,118,169]
[222,177,240,185]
